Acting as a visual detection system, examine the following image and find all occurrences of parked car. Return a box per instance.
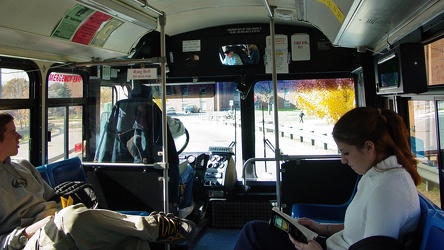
[166,106,176,115]
[184,105,200,113]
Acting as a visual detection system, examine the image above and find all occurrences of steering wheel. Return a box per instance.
[174,128,189,154]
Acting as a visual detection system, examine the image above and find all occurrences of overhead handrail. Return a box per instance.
[73,58,165,67]
[133,0,163,16]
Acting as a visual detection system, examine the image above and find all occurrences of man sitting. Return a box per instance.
[0,112,196,249]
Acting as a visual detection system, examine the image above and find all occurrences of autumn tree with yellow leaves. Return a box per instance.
[290,78,355,124]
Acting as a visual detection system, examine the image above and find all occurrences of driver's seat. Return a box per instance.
[93,93,180,210]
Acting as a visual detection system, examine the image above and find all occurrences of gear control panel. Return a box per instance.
[203,152,236,192]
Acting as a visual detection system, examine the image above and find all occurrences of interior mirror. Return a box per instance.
[219,44,260,66]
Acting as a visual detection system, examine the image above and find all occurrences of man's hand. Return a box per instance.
[23,216,53,239]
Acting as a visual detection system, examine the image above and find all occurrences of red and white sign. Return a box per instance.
[291,33,310,61]
[49,73,82,83]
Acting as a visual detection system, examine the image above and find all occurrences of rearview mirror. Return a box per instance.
[219,44,260,66]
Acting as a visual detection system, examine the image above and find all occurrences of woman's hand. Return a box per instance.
[297,217,322,234]
[289,234,323,250]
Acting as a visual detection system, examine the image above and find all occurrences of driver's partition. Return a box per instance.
[83,163,165,213]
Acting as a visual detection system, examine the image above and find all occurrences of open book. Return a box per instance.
[270,207,318,243]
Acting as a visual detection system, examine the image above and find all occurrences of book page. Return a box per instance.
[271,207,318,241]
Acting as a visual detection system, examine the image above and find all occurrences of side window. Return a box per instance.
[3,109,30,160]
[0,68,30,99]
[425,39,444,86]
[0,68,31,160]
[409,100,441,207]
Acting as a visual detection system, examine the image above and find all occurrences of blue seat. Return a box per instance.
[418,193,444,250]
[291,175,361,224]
[45,157,86,187]
[36,165,51,185]
[281,158,359,216]
[116,211,149,216]
[37,158,148,216]
[292,193,444,249]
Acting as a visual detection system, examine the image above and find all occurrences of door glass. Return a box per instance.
[48,106,83,163]
[48,72,83,98]
[253,78,355,180]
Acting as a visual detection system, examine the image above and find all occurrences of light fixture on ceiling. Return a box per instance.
[275,8,294,21]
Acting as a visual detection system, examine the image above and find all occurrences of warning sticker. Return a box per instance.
[317,0,345,23]
[72,11,112,45]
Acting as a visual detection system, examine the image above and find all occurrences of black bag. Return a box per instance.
[54,181,98,209]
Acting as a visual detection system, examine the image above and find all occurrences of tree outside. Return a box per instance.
[2,78,30,130]
[254,78,355,124]
[254,81,274,114]
[48,82,72,98]
[290,78,355,124]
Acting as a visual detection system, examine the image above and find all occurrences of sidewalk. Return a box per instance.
[284,118,334,136]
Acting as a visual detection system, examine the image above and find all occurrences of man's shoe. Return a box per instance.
[178,202,195,218]
[151,211,196,244]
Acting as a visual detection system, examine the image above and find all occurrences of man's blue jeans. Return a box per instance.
[179,164,194,209]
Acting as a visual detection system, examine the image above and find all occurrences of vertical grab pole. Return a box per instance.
[159,13,169,215]
[270,15,282,210]
[263,0,282,210]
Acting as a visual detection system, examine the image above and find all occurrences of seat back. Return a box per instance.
[418,193,444,250]
[36,165,51,185]
[46,157,85,187]
[94,98,178,165]
[281,158,359,215]
[291,175,361,223]
[83,164,164,213]
[421,211,444,250]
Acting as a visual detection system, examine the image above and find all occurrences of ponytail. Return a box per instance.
[332,107,421,185]
[380,109,421,185]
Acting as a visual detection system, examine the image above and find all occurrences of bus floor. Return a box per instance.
[190,227,241,250]
[150,216,241,250]
[174,215,241,250]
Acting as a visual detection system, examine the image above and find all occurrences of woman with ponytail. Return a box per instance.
[235,107,421,250]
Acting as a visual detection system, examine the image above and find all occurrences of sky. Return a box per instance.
[1,68,29,85]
